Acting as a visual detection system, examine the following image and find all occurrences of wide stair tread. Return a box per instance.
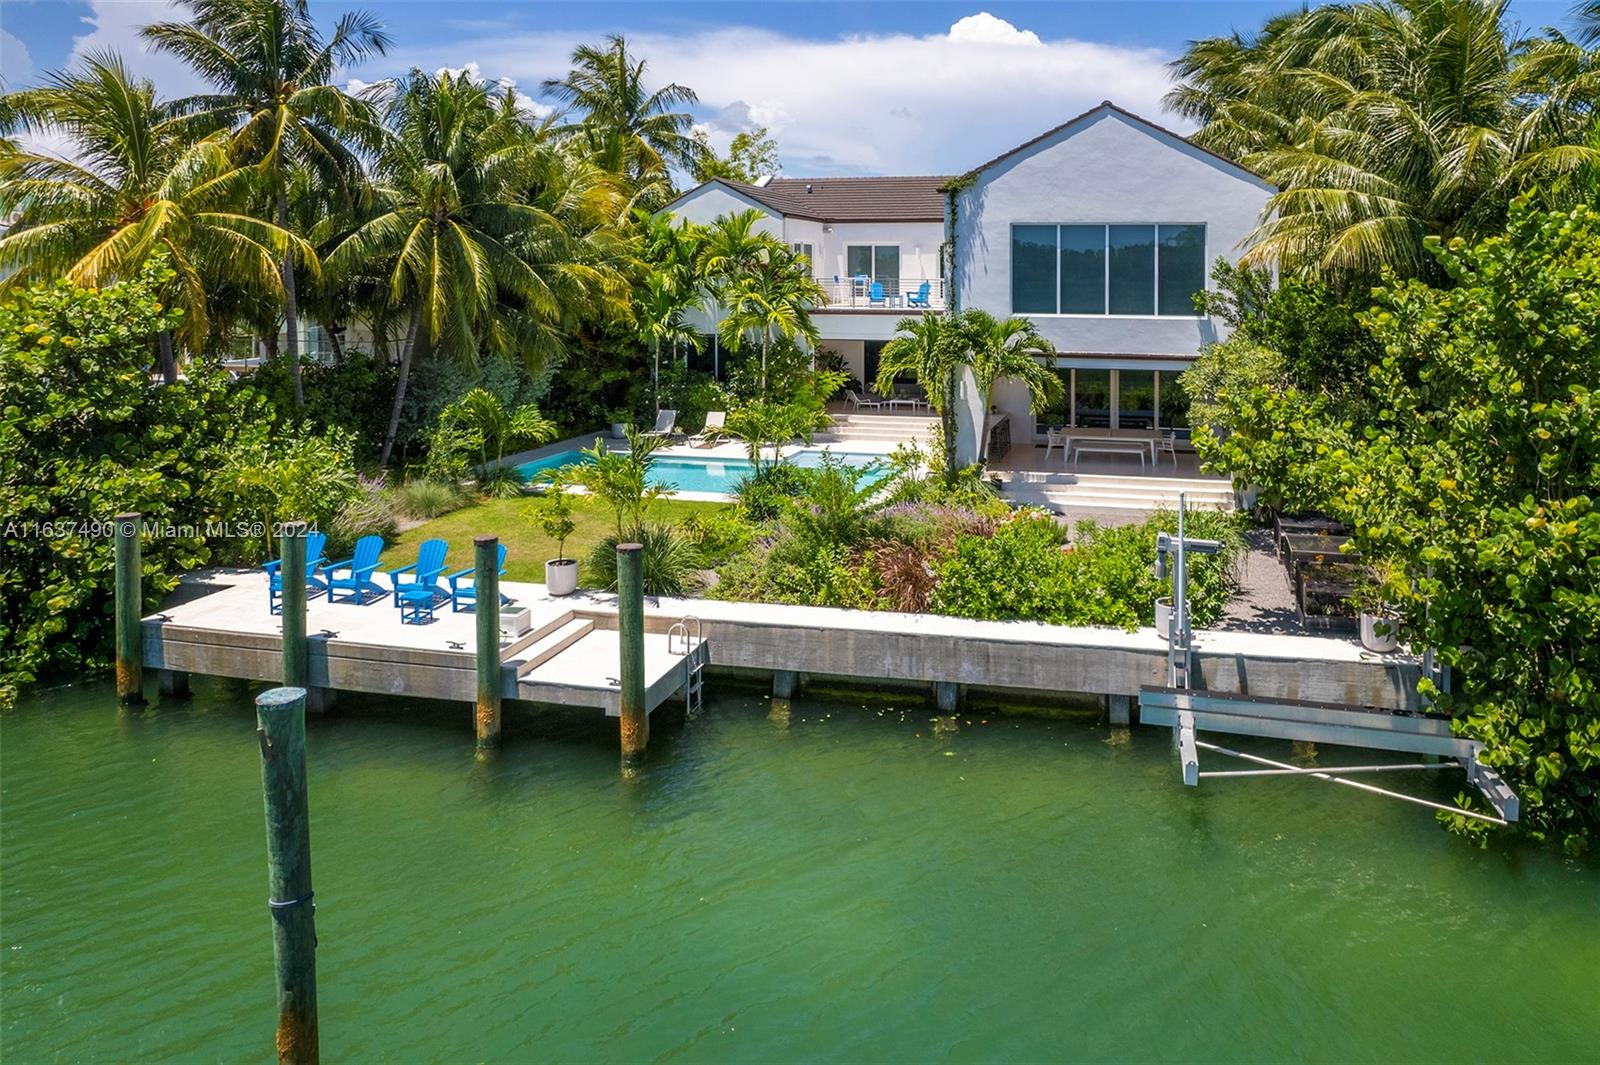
[507,616,595,677]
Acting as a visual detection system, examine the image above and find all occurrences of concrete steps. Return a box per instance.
[1000,472,1234,513]
[822,413,938,445]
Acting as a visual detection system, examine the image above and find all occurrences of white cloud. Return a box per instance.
[947,12,1043,46]
[347,13,1180,176]
[2,29,34,89]
[61,1,211,99]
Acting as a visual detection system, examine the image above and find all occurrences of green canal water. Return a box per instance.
[3,680,1596,1062]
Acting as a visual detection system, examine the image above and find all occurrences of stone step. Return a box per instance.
[499,609,575,659]
[1005,471,1228,492]
[510,617,595,676]
[1005,485,1235,512]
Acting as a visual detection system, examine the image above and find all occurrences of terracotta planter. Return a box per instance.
[546,558,579,596]
[1360,611,1399,653]
[1155,597,1172,641]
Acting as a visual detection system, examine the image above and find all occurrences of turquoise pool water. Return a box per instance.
[516,447,888,495]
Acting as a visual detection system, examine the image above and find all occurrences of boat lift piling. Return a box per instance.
[114,512,144,705]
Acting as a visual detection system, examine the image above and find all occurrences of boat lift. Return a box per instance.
[1139,495,1518,826]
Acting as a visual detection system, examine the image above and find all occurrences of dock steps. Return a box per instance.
[509,617,595,677]
[500,609,579,660]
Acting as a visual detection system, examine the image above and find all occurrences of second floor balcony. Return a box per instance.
[815,276,946,312]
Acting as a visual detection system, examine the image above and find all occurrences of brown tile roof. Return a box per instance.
[719,176,952,223]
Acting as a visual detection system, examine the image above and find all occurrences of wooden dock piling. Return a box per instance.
[254,686,318,1065]
[617,543,648,761]
[114,512,143,704]
[280,523,308,690]
[474,535,501,751]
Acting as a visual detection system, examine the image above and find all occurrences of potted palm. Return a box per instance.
[539,489,579,596]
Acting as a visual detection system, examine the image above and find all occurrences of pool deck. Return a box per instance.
[145,568,1421,718]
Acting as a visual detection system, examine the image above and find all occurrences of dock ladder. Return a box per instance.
[668,616,707,715]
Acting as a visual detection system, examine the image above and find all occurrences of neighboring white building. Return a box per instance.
[663,101,1275,447]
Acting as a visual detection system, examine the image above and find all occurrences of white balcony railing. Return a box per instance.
[815,276,946,311]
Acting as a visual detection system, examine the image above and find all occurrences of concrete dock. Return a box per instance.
[143,568,1420,715]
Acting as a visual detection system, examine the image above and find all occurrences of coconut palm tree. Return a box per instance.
[0,53,310,382]
[874,313,967,481]
[1167,0,1600,277]
[955,309,1061,460]
[327,70,627,466]
[542,34,707,193]
[143,0,390,405]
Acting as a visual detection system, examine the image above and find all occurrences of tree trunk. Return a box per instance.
[942,366,960,485]
[277,190,304,409]
[157,330,178,385]
[328,323,344,364]
[379,306,422,468]
[760,331,769,395]
[653,336,660,417]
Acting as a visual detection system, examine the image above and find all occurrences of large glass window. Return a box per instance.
[1158,369,1190,428]
[1074,369,1113,428]
[1011,226,1057,314]
[1037,369,1073,429]
[1059,226,1105,314]
[1108,225,1155,315]
[846,245,899,283]
[1118,370,1156,429]
[1157,225,1206,316]
[1013,224,1207,315]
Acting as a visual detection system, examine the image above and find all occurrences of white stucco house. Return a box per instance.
[662,101,1274,449]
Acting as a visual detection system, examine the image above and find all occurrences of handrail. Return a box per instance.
[814,276,946,311]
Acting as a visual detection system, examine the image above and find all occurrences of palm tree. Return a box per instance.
[874,313,967,481]
[143,0,390,405]
[955,310,1061,460]
[0,53,310,382]
[718,257,823,396]
[1167,0,1600,277]
[542,34,707,192]
[327,70,627,466]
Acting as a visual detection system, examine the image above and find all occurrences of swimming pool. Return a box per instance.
[515,446,889,496]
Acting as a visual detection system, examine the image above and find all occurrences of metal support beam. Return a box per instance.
[1177,710,1198,786]
[1465,758,1520,822]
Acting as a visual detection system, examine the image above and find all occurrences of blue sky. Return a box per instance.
[1,1,1585,174]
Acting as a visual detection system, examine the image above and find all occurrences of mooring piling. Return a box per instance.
[280,522,309,690]
[254,686,318,1065]
[617,542,648,761]
[113,512,144,704]
[474,534,502,751]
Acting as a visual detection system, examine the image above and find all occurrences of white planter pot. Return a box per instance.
[1155,597,1172,641]
[610,422,627,438]
[1360,611,1399,653]
[546,558,579,596]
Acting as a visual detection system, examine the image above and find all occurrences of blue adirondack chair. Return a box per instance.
[906,281,932,308]
[386,538,449,608]
[322,534,386,604]
[446,543,511,613]
[263,531,328,614]
[868,281,887,306]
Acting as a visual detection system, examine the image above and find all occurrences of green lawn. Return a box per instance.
[381,496,732,582]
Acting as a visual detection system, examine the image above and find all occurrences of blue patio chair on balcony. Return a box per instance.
[868,281,887,306]
[906,281,931,308]
[322,534,386,604]
[385,538,449,608]
[263,531,328,614]
[446,543,511,613]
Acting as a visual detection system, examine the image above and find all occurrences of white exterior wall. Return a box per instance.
[808,221,942,285]
[667,183,783,236]
[951,109,1272,357]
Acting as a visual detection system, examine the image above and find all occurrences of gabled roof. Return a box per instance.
[942,100,1271,190]
[666,175,952,223]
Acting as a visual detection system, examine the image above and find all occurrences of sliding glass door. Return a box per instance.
[1049,368,1193,433]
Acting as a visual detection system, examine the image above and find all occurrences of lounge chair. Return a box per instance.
[263,531,328,614]
[845,389,883,412]
[386,538,449,608]
[446,543,510,613]
[689,411,726,448]
[906,281,931,308]
[641,409,677,439]
[322,534,386,604]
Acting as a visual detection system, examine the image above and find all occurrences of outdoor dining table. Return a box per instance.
[1049,430,1158,464]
